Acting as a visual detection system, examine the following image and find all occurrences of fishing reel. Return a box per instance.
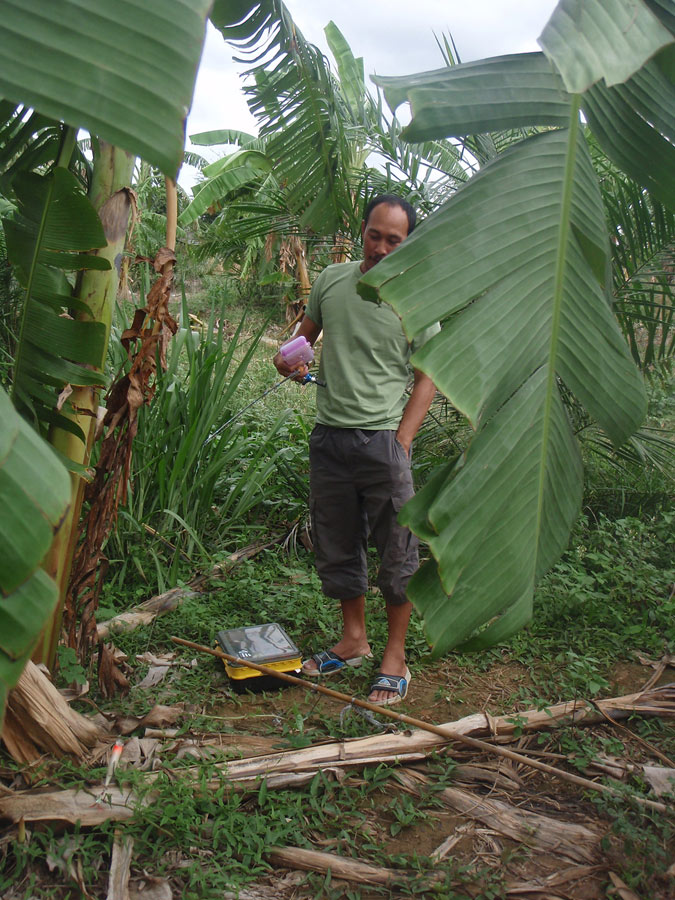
[298,371,325,386]
[280,336,326,387]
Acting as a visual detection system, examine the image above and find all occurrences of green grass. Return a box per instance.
[13,296,672,899]
[100,302,311,596]
[500,509,675,702]
[9,530,674,896]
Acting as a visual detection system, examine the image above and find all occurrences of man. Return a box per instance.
[274,195,438,705]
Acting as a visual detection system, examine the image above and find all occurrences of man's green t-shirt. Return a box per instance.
[305,260,440,430]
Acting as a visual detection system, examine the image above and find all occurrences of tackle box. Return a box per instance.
[215,623,302,685]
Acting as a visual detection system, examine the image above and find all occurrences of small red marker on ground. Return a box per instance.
[104,739,124,788]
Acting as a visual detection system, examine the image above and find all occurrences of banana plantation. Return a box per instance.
[0,1,674,898]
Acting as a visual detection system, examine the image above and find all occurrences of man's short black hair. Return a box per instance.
[363,194,416,235]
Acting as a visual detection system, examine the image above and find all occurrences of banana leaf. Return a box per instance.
[539,0,673,92]
[179,151,272,225]
[0,0,212,178]
[0,388,70,727]
[358,2,670,652]
[4,168,110,442]
[540,0,675,209]
[325,21,366,122]
[190,128,259,147]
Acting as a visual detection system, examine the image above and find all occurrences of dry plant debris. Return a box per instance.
[1,682,673,897]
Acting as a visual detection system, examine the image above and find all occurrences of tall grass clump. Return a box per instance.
[105,296,296,594]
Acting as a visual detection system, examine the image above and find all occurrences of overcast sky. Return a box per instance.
[181,0,560,190]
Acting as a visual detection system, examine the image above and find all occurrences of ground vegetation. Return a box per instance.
[0,0,674,897]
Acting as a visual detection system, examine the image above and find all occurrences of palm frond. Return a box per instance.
[213,1,360,235]
[581,423,674,481]
[591,139,675,367]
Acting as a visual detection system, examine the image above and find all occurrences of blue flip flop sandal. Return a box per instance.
[302,649,372,676]
[368,667,411,706]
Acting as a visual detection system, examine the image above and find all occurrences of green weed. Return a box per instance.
[54,645,88,688]
[501,511,674,701]
[592,788,675,895]
[385,793,430,836]
[2,824,112,898]
[550,727,626,772]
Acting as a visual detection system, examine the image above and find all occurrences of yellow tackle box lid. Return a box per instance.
[215,623,301,681]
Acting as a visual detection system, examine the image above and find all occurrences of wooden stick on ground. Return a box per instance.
[171,636,670,813]
[106,831,134,900]
[265,846,439,889]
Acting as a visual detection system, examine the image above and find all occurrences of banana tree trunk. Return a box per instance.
[35,143,135,667]
[280,236,312,334]
[63,176,178,673]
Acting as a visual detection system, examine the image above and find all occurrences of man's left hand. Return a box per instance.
[395,433,412,457]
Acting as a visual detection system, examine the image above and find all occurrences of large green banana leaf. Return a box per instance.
[0,388,70,728]
[0,0,211,179]
[539,0,673,92]
[540,0,675,208]
[4,168,110,446]
[359,0,673,653]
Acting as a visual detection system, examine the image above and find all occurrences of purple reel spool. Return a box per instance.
[280,336,314,368]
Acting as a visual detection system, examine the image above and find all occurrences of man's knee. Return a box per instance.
[377,569,413,606]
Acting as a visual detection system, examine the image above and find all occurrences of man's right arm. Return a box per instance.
[273,316,322,377]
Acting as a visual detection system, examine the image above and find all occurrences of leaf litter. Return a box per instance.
[1,654,674,899]
[2,527,674,900]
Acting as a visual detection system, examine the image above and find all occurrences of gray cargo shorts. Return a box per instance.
[309,425,419,606]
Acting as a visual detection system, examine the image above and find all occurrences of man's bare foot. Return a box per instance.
[302,639,372,675]
[368,652,408,703]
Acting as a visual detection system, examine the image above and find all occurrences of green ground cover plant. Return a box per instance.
[4,331,673,897]
[504,510,674,699]
[65,352,670,898]
[1,1,674,895]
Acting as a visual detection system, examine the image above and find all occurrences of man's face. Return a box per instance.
[360,203,410,273]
